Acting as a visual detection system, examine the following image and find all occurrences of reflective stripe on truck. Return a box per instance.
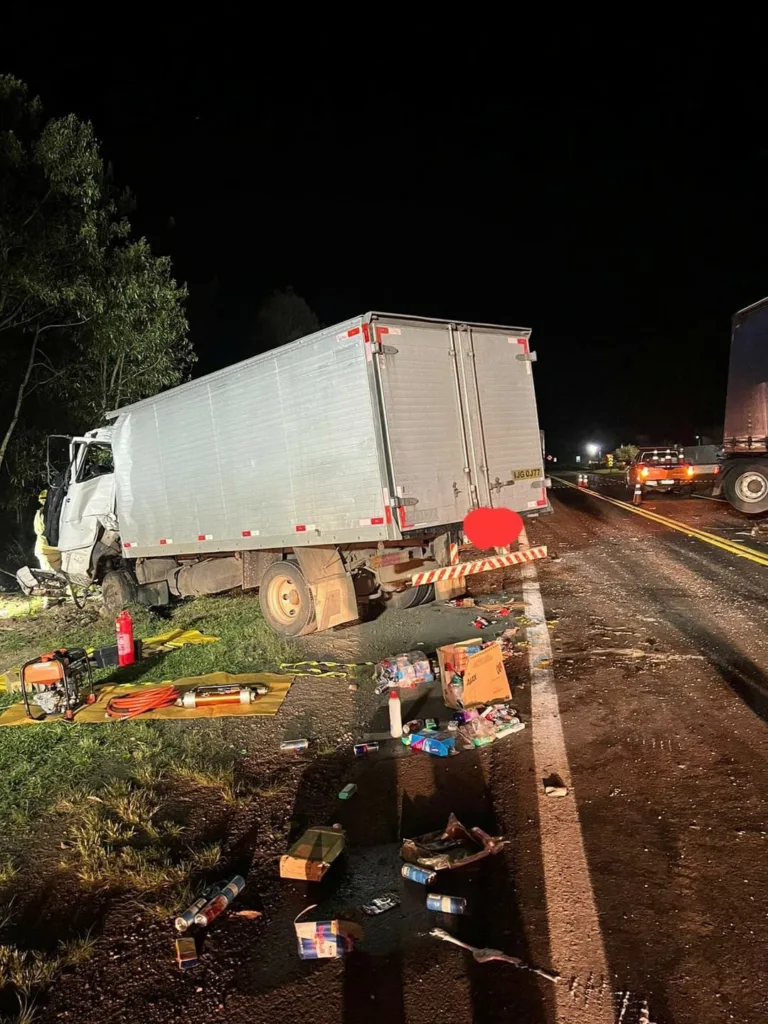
[410,546,547,586]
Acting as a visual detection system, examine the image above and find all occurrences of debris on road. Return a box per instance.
[280,738,310,752]
[338,783,357,800]
[353,741,380,756]
[429,928,560,982]
[361,893,400,916]
[175,936,199,970]
[401,814,508,871]
[472,616,491,629]
[175,891,216,933]
[230,909,263,920]
[194,875,246,926]
[437,641,511,709]
[427,894,467,914]
[294,905,363,959]
[401,864,438,885]
[543,774,569,798]
[389,688,403,737]
[280,825,345,881]
[374,651,435,693]
[404,731,457,757]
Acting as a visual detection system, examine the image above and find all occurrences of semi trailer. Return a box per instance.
[720,297,768,514]
[19,312,549,635]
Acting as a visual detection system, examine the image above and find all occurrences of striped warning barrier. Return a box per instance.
[411,546,548,586]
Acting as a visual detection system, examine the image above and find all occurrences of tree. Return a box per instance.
[252,287,320,351]
[614,444,639,466]
[0,75,192,483]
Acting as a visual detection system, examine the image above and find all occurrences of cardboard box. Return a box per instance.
[279,825,345,881]
[437,640,511,709]
[294,915,363,959]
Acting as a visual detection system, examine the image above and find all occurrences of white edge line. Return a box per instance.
[519,526,614,1022]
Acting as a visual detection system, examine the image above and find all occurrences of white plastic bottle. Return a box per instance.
[389,689,403,738]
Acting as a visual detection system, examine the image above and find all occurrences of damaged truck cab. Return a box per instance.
[21,313,550,635]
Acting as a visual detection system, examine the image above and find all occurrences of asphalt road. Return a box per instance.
[44,480,768,1024]
[279,479,768,1024]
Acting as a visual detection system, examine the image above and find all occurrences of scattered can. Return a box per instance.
[401,864,437,885]
[338,783,357,800]
[426,894,467,915]
[175,936,199,970]
[175,894,214,933]
[424,718,439,731]
[280,739,310,752]
[354,741,379,756]
[194,875,246,927]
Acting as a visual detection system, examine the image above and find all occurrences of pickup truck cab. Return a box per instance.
[626,448,695,495]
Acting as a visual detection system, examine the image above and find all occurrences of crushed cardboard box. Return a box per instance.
[280,825,345,882]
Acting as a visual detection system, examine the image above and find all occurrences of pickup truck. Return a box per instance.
[626,448,695,496]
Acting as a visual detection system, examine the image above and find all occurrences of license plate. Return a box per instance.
[661,479,675,485]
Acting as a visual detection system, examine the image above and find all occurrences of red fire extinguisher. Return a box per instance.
[116,609,135,667]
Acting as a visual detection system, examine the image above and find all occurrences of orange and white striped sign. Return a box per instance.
[411,546,547,586]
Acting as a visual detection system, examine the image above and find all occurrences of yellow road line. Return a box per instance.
[553,476,768,568]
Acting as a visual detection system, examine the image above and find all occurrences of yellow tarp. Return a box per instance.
[138,628,221,653]
[0,671,291,726]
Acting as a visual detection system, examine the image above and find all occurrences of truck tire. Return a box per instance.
[384,584,433,611]
[259,559,317,636]
[102,570,138,614]
[723,462,768,514]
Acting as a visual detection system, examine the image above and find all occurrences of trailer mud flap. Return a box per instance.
[293,547,358,631]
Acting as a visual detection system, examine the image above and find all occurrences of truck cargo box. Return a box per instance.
[724,297,768,452]
[109,313,547,558]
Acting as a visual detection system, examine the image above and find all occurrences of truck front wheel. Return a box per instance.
[724,462,768,514]
[102,570,138,614]
[259,559,317,636]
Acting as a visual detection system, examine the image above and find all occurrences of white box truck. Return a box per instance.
[21,313,549,635]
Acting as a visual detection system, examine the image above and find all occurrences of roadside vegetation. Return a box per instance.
[0,594,297,1018]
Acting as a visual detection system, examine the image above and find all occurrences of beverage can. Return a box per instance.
[280,739,309,752]
[401,863,437,885]
[338,783,357,800]
[426,893,467,914]
[354,742,379,756]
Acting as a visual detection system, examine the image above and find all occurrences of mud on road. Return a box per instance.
[5,483,768,1024]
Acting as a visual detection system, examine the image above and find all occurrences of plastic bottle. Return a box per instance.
[402,719,425,736]
[389,689,403,738]
[115,609,135,667]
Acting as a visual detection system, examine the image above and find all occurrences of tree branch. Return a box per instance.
[0,326,40,473]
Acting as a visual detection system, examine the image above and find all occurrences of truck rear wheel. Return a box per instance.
[102,570,138,614]
[383,583,434,611]
[724,462,768,514]
[259,559,317,636]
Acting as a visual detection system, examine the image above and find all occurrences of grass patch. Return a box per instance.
[0,594,295,843]
[0,862,16,889]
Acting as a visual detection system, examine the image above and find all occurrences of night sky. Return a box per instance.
[5,17,768,456]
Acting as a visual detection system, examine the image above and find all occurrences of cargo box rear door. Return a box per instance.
[373,319,475,530]
[457,326,548,513]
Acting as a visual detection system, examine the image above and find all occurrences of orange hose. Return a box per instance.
[105,685,180,720]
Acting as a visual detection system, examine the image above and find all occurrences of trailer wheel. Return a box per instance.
[383,584,433,611]
[724,462,768,514]
[259,559,316,636]
[102,570,138,614]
